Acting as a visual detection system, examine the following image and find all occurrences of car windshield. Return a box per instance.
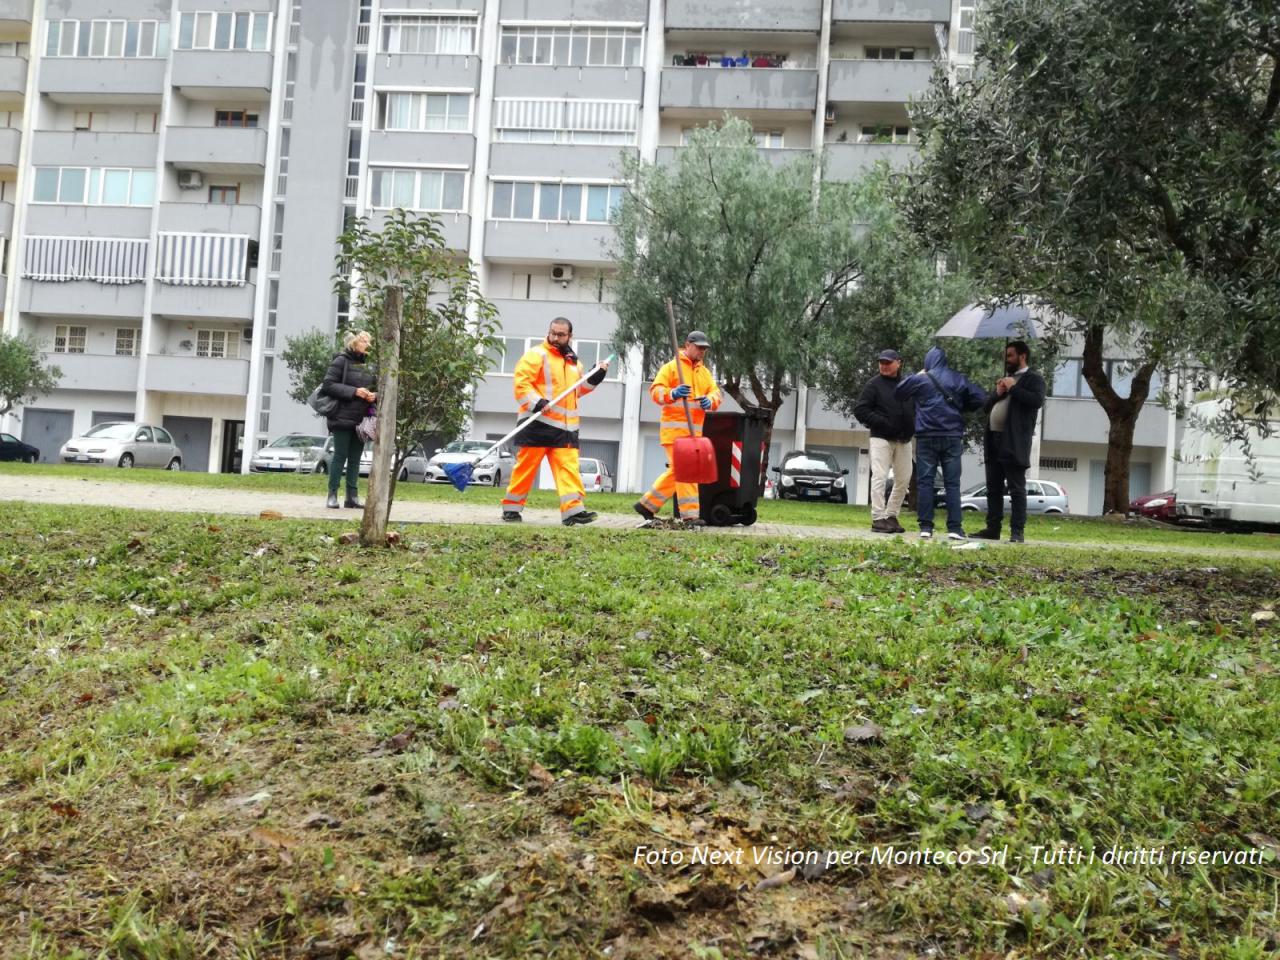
[83,423,137,441]
[783,453,839,472]
[443,441,491,454]
[269,435,324,449]
[579,460,598,472]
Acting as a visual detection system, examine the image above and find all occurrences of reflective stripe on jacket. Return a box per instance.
[512,341,598,447]
[651,350,722,444]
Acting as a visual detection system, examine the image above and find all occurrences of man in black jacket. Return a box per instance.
[853,349,915,533]
[970,340,1046,543]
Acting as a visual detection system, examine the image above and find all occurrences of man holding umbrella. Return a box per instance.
[970,340,1045,543]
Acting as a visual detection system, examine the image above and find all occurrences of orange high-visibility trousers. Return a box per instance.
[501,446,586,519]
[637,443,700,520]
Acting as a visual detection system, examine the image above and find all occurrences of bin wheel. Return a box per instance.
[708,503,734,527]
[739,505,757,527]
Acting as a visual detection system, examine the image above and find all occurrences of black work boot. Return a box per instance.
[326,493,340,509]
[344,492,364,508]
[633,502,655,521]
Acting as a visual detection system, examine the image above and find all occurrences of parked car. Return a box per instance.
[249,433,327,473]
[424,440,514,486]
[1130,489,1178,522]
[772,450,849,503]
[59,422,184,470]
[315,438,430,481]
[0,432,39,463]
[579,457,615,493]
[958,479,1070,514]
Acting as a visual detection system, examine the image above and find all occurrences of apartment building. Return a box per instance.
[0,0,1176,514]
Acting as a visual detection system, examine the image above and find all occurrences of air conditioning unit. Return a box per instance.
[550,263,574,284]
[177,170,204,189]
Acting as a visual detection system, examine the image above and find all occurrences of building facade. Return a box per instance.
[0,0,1176,512]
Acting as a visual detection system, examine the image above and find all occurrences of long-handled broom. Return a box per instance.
[442,353,616,491]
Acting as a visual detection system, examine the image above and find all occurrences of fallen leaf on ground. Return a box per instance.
[369,727,415,756]
[299,811,342,830]
[526,762,555,790]
[49,801,79,818]
[259,510,283,520]
[338,532,359,545]
[754,867,796,892]
[843,722,884,743]
[249,826,301,849]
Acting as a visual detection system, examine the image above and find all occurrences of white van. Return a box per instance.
[1175,395,1280,527]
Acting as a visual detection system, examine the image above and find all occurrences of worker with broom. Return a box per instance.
[635,330,722,526]
[500,317,610,526]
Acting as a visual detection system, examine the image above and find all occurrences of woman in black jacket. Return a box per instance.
[320,330,378,509]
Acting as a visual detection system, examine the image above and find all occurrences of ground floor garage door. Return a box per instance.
[579,439,619,477]
[163,416,212,473]
[21,409,74,464]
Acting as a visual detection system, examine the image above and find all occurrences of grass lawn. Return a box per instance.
[4,461,1278,553]
[2,502,1278,959]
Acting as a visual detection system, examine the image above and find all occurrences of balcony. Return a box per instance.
[498,0,648,19]
[827,58,937,103]
[374,53,480,91]
[0,0,32,31]
[366,130,474,168]
[489,143,636,179]
[39,58,166,104]
[167,126,267,174]
[666,0,823,32]
[159,201,262,236]
[490,297,618,338]
[492,65,643,100]
[1042,397,1170,448]
[656,144,812,170]
[484,220,613,264]
[146,354,251,397]
[24,205,153,238]
[31,131,159,168]
[47,352,140,393]
[0,55,27,98]
[833,0,952,22]
[0,200,12,235]
[660,66,819,114]
[0,126,17,172]
[367,210,470,253]
[171,50,273,100]
[822,141,917,179]
[21,280,146,319]
[152,281,257,321]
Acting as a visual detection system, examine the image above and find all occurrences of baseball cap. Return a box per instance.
[686,330,711,346]
[877,349,901,362]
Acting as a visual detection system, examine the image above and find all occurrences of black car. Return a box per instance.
[0,432,40,463]
[772,450,849,503]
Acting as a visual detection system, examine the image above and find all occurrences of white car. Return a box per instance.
[424,440,514,486]
[59,422,184,470]
[249,433,327,473]
[579,457,615,493]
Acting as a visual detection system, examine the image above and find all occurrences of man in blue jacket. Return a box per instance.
[895,346,987,540]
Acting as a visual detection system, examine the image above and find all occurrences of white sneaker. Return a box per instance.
[918,530,933,540]
[947,531,967,541]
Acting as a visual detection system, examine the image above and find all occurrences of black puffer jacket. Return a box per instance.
[853,372,915,442]
[321,348,377,432]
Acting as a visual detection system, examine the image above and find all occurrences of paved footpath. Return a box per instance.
[2,474,1276,559]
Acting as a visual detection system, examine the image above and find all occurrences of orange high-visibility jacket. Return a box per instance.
[513,341,599,444]
[651,350,722,444]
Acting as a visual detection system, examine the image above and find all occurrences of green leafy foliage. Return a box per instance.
[0,332,62,418]
[279,328,341,407]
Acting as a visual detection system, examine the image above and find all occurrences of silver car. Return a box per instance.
[424,440,514,486]
[249,433,327,473]
[959,479,1070,514]
[579,457,615,493]
[316,438,430,481]
[59,421,184,470]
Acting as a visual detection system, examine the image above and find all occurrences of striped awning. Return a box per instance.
[157,232,250,287]
[22,236,149,285]
[494,98,638,133]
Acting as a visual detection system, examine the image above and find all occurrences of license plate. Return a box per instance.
[806,488,823,497]
[75,454,90,462]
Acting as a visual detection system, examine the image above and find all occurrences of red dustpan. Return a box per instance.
[665,298,718,484]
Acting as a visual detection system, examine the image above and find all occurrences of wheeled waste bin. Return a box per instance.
[698,405,773,526]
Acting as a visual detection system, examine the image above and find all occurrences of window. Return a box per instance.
[490,180,624,222]
[73,111,93,131]
[752,130,784,148]
[957,0,977,57]
[499,26,641,67]
[215,110,259,127]
[209,184,240,204]
[380,15,477,55]
[1051,358,1163,400]
[865,46,923,60]
[196,329,239,359]
[1040,456,1078,471]
[858,124,912,143]
[176,12,272,51]
[154,427,173,444]
[46,19,169,58]
[0,41,29,57]
[115,328,140,356]
[375,92,471,132]
[368,167,466,211]
[486,336,620,379]
[32,167,155,206]
[54,325,87,354]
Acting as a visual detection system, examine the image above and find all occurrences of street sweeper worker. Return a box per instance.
[634,330,722,525]
[500,317,610,526]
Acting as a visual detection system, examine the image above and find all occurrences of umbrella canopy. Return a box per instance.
[936,301,1039,340]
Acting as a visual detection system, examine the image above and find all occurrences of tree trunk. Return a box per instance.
[360,285,403,547]
[1080,324,1158,515]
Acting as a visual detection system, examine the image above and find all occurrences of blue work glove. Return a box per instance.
[671,384,691,400]
[698,396,712,411]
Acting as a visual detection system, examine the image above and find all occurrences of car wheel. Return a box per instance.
[491,470,502,487]
[118,453,134,469]
[398,466,409,482]
[962,505,978,511]
[1045,508,1063,514]
[314,461,327,474]
[166,458,182,471]
[25,453,37,464]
